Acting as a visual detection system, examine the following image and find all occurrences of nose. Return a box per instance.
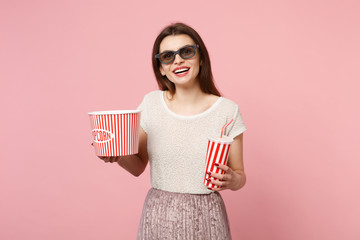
[173,53,184,64]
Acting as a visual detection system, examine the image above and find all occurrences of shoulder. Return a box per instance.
[216,96,243,119]
[219,96,239,109]
[219,97,247,137]
[141,90,162,103]
[138,90,163,112]
[143,90,162,99]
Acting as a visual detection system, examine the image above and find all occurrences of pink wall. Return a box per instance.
[1,0,359,239]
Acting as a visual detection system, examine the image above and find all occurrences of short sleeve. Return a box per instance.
[226,105,246,139]
[136,95,148,133]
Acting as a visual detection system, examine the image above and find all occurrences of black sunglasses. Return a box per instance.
[155,45,199,64]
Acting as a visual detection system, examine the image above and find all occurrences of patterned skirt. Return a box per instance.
[137,188,232,240]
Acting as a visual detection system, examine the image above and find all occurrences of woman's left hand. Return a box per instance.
[206,163,243,191]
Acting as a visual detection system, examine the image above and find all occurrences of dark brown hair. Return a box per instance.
[152,22,221,97]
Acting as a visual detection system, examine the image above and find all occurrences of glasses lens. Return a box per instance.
[159,52,174,64]
[180,46,196,59]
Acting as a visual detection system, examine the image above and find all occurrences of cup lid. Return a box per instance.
[208,136,234,143]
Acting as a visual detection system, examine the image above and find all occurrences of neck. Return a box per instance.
[168,83,205,105]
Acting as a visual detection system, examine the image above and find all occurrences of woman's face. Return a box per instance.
[159,34,201,89]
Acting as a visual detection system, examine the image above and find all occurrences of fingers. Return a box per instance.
[206,164,233,191]
[214,163,230,172]
[208,171,226,180]
[209,187,223,192]
[206,177,228,188]
[209,164,232,180]
[92,144,116,163]
[93,143,119,163]
[99,156,118,163]
[206,173,227,191]
[108,157,118,163]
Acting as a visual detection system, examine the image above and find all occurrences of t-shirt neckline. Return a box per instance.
[160,90,223,119]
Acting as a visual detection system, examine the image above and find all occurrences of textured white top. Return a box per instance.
[137,90,246,194]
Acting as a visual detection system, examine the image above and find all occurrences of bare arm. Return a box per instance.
[99,127,149,177]
[227,133,246,190]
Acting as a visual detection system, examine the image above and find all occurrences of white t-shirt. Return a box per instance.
[138,90,246,194]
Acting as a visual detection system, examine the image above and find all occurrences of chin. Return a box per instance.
[173,78,198,88]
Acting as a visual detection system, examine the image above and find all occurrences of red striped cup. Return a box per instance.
[88,110,141,156]
[204,136,233,189]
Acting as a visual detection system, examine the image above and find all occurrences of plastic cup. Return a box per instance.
[204,136,234,188]
[88,110,141,157]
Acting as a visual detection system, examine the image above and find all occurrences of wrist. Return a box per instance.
[232,171,245,191]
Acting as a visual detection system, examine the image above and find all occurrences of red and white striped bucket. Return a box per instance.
[204,136,233,188]
[88,110,141,156]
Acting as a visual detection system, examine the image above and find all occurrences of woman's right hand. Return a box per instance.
[98,156,120,163]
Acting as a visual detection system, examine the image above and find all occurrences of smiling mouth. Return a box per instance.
[173,68,190,74]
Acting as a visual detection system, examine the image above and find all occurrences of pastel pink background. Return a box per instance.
[1,0,359,239]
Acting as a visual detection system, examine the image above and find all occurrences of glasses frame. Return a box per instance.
[155,44,199,64]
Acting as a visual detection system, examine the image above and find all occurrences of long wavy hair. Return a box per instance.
[152,23,221,97]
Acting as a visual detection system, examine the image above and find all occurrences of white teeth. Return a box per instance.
[174,68,189,74]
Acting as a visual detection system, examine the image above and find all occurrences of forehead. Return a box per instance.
[159,34,196,52]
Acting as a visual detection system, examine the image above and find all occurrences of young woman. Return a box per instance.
[99,22,246,240]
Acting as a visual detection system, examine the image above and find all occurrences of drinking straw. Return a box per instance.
[220,119,234,138]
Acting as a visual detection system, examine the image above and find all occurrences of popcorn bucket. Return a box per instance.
[88,110,141,156]
[204,136,233,188]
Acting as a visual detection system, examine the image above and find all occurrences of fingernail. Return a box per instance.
[207,171,211,175]
[207,188,212,190]
[214,163,219,166]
